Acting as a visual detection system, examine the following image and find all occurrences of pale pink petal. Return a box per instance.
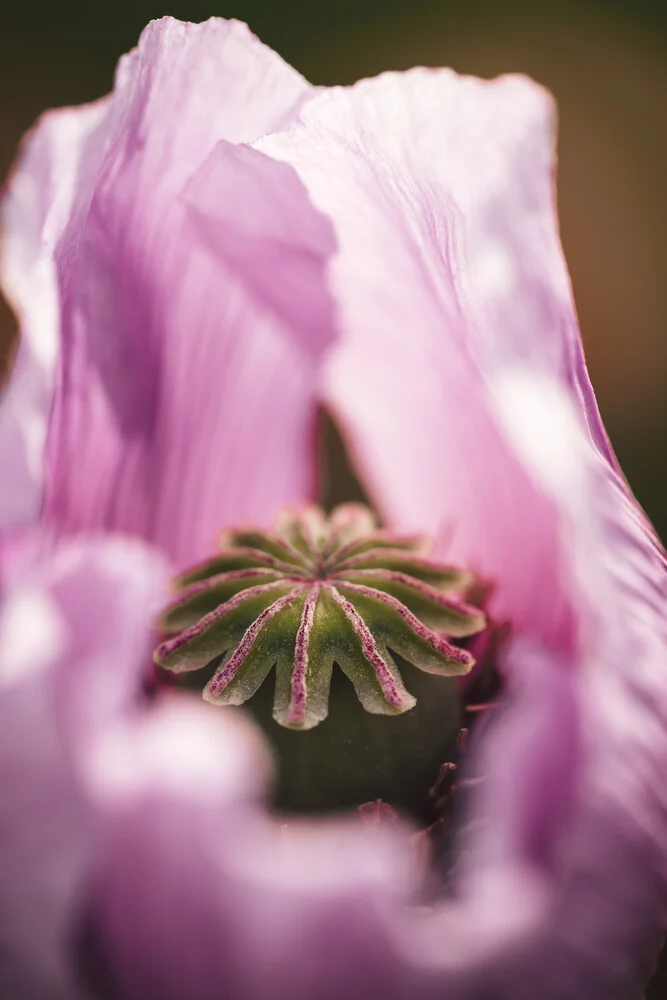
[0,100,108,532]
[0,532,169,999]
[1,17,335,569]
[0,534,415,1000]
[455,379,667,996]
[82,701,411,1000]
[258,72,584,649]
[258,70,667,995]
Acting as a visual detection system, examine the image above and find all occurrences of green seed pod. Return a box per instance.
[155,504,485,731]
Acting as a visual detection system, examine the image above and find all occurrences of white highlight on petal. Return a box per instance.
[490,369,589,504]
[0,586,64,686]
[87,699,271,807]
[470,237,515,301]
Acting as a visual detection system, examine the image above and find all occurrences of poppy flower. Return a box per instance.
[1,16,665,999]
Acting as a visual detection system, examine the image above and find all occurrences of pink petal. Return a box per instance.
[0,532,169,998]
[0,535,414,1000]
[81,703,409,1000]
[0,100,108,533]
[2,522,664,999]
[0,17,335,569]
[258,69,667,994]
[258,71,583,650]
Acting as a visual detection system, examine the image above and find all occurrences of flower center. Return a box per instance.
[154,503,488,820]
[155,504,484,726]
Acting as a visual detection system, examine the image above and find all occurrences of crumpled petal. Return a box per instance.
[259,72,582,649]
[258,69,667,995]
[0,17,336,568]
[0,101,106,533]
[460,378,667,998]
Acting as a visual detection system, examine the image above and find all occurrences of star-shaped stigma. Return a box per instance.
[154,504,486,730]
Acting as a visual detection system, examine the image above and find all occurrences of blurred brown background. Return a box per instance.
[1,0,666,545]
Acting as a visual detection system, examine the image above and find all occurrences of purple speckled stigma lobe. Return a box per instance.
[324,533,425,570]
[335,580,474,669]
[206,585,306,699]
[287,584,320,724]
[332,568,483,624]
[326,583,408,709]
[155,579,298,664]
[178,547,313,584]
[221,529,316,571]
[154,503,484,727]
[163,568,290,618]
[332,548,471,583]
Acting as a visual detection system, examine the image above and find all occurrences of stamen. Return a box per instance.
[429,761,457,802]
[358,799,398,829]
